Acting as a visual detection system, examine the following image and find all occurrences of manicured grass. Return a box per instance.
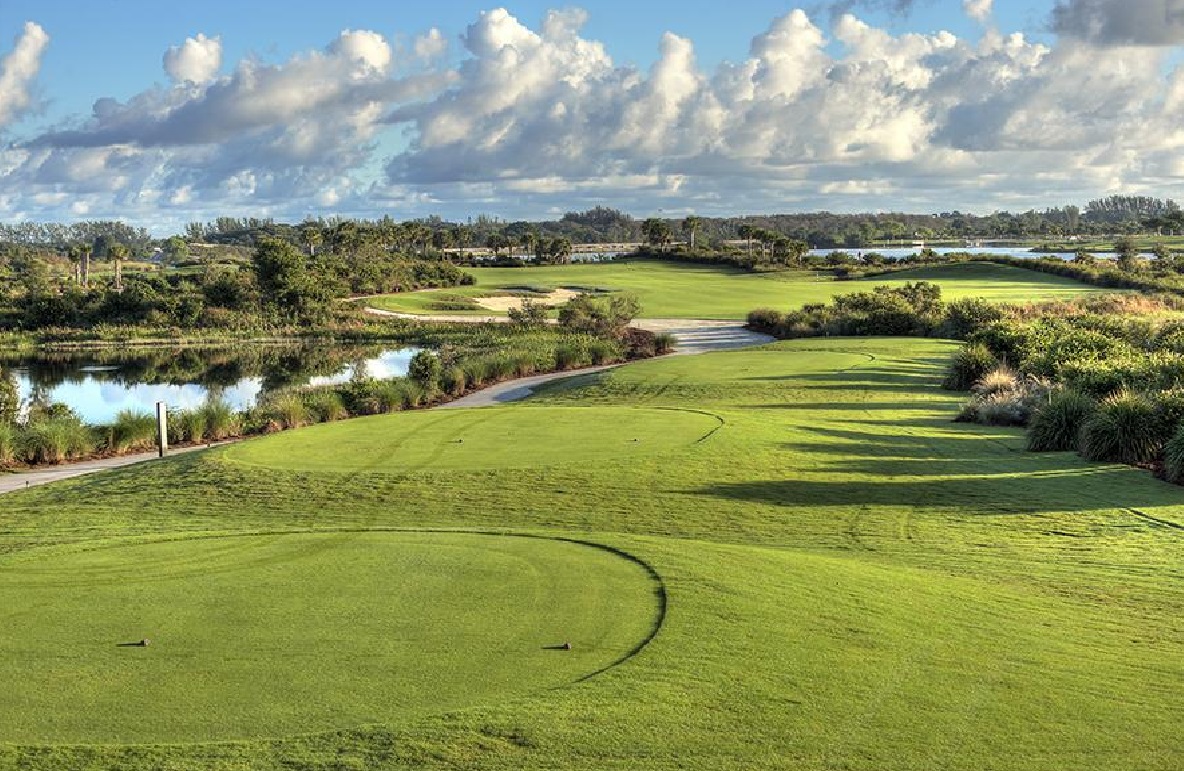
[1,337,1181,769]
[367,260,1113,319]
[224,406,720,472]
[0,532,658,743]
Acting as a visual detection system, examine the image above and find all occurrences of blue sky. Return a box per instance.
[1,1,1183,231]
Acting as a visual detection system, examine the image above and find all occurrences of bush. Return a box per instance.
[939,298,1004,340]
[177,409,209,443]
[943,344,996,391]
[0,422,16,465]
[1163,423,1184,483]
[260,391,309,430]
[1026,390,1095,452]
[442,366,467,396]
[200,398,241,440]
[408,350,442,392]
[108,410,158,453]
[1079,391,1163,465]
[21,415,95,464]
[302,389,348,423]
[975,390,1032,427]
[747,308,785,335]
[973,366,1019,397]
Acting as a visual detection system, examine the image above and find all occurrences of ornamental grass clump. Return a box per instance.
[1026,389,1096,452]
[200,398,241,440]
[1078,390,1163,465]
[943,343,996,391]
[108,409,158,453]
[1162,424,1184,483]
[21,415,95,464]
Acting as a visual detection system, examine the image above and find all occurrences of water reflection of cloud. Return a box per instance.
[11,349,412,424]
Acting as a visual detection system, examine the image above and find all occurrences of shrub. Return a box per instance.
[1079,391,1163,465]
[341,378,385,416]
[108,409,158,453]
[654,332,677,355]
[1026,390,1095,452]
[943,344,996,391]
[973,366,1019,397]
[0,422,16,465]
[261,392,309,430]
[939,298,1005,340]
[200,398,241,440]
[302,389,348,423]
[1163,423,1184,483]
[21,415,95,464]
[177,409,209,443]
[442,366,467,396]
[408,350,442,392]
[747,308,785,335]
[975,390,1032,427]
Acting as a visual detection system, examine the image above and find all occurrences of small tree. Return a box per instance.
[558,293,640,338]
[408,350,442,393]
[1115,236,1140,272]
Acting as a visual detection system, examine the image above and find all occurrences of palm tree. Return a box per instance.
[108,242,129,292]
[69,243,93,288]
[737,224,755,258]
[682,215,702,251]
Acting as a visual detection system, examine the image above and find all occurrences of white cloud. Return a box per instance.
[6,7,1184,228]
[964,0,993,23]
[0,21,49,129]
[413,28,448,60]
[163,33,221,84]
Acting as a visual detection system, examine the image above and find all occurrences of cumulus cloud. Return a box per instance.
[413,28,449,60]
[6,6,1184,227]
[0,21,50,129]
[964,0,993,23]
[163,33,221,84]
[1051,0,1184,45]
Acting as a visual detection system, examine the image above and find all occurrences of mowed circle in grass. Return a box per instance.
[222,406,721,472]
[0,532,660,744]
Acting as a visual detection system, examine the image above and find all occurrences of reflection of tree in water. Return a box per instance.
[0,343,399,395]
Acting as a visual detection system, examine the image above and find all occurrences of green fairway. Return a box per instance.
[367,260,1112,319]
[2,336,1182,769]
[223,406,721,472]
[0,532,659,743]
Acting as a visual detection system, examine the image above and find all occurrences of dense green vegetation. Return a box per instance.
[371,261,1109,320]
[1,337,1181,769]
[0,319,665,469]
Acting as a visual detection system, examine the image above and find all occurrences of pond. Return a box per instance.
[3,343,419,425]
[805,246,1152,260]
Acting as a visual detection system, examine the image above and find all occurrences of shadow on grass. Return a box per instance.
[690,465,1184,514]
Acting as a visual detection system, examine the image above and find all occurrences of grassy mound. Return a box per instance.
[0,532,659,744]
[221,406,721,472]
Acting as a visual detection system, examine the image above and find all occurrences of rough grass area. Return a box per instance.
[367,261,1114,319]
[0,337,1181,769]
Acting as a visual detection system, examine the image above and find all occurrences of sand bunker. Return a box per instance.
[475,288,581,312]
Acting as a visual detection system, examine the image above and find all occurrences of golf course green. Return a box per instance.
[367,260,1115,319]
[1,324,1181,766]
[0,532,659,743]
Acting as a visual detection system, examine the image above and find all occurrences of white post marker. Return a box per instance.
[156,401,169,457]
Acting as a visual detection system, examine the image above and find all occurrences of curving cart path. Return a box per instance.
[0,318,772,494]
